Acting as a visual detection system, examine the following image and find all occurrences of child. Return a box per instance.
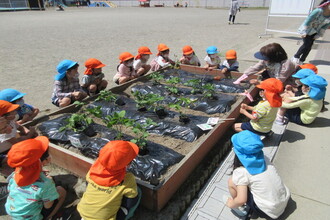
[51,60,87,107]
[233,78,283,135]
[220,49,239,74]
[283,68,315,99]
[292,0,330,65]
[134,46,153,76]
[82,58,108,96]
[0,100,38,155]
[0,88,39,125]
[235,43,297,85]
[113,52,138,85]
[299,63,318,74]
[276,74,327,125]
[5,136,67,219]
[204,46,221,71]
[228,0,240,24]
[150,43,175,71]
[77,140,141,220]
[224,130,290,218]
[179,45,201,66]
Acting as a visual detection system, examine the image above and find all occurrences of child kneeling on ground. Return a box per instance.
[51,60,87,107]
[224,130,290,218]
[134,46,153,76]
[114,52,139,85]
[150,43,175,71]
[179,45,201,66]
[233,78,283,136]
[77,140,141,220]
[5,136,67,219]
[276,74,327,125]
[82,58,108,96]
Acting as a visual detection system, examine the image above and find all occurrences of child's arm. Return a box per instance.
[240,104,257,120]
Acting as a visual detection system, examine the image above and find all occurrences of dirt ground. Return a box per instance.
[0,6,304,219]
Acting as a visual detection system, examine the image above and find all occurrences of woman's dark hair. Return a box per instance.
[67,63,79,72]
[40,149,50,162]
[260,43,288,63]
[319,0,329,6]
[233,154,243,170]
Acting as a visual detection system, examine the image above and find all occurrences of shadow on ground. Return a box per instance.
[281,129,305,143]
[306,117,330,128]
[280,36,330,44]
[309,60,330,66]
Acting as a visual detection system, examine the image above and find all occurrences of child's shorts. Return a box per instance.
[241,122,271,136]
[285,108,304,125]
[247,190,270,219]
[41,199,59,218]
[51,98,60,107]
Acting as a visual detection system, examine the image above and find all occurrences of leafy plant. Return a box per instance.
[165,77,181,95]
[184,79,203,94]
[169,97,197,116]
[95,90,117,102]
[148,71,164,85]
[202,83,216,99]
[86,106,103,118]
[132,91,164,111]
[130,118,157,150]
[103,110,134,140]
[59,113,94,132]
[171,54,180,69]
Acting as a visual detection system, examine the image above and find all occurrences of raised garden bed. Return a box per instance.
[26,65,258,211]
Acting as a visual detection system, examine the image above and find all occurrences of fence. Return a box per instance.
[0,0,29,9]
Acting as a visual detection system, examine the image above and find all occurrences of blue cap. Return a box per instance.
[300,75,328,100]
[206,46,218,55]
[0,88,26,102]
[254,51,269,61]
[292,69,315,79]
[55,60,78,81]
[231,130,266,175]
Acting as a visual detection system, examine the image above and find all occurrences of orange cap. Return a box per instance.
[299,63,318,74]
[89,140,139,187]
[119,52,134,63]
[84,58,106,75]
[182,45,194,55]
[135,46,153,60]
[7,136,49,186]
[158,43,170,52]
[225,50,237,60]
[0,100,19,117]
[256,78,284,107]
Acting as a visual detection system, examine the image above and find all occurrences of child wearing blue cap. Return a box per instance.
[51,60,87,107]
[277,74,327,125]
[0,88,39,125]
[224,130,290,218]
[204,46,221,71]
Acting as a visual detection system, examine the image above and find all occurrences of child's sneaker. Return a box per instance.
[222,195,249,217]
[291,57,303,65]
[275,116,288,125]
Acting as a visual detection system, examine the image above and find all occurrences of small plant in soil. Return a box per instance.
[86,106,103,118]
[95,90,117,102]
[132,91,165,112]
[148,71,164,85]
[103,110,134,140]
[165,77,181,95]
[59,113,94,133]
[130,118,157,155]
[169,97,197,124]
[184,79,203,94]
[171,54,181,69]
[202,83,216,100]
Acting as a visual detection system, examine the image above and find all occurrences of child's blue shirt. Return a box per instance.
[17,104,34,120]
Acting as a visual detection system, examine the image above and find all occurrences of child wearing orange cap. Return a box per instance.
[233,78,284,136]
[134,46,153,76]
[179,45,201,66]
[150,43,175,71]
[0,100,37,158]
[77,140,141,220]
[113,52,139,85]
[5,136,67,219]
[220,50,239,73]
[82,58,108,96]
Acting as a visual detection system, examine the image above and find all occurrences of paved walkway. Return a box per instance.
[181,31,330,220]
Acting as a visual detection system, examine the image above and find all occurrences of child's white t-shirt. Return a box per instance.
[0,120,18,153]
[204,55,221,67]
[155,56,171,68]
[183,55,201,66]
[133,59,147,70]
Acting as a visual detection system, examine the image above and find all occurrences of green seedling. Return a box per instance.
[148,71,165,85]
[103,110,134,140]
[59,113,94,132]
[95,90,117,102]
[86,106,103,118]
[165,77,181,95]
[130,118,157,150]
[132,91,164,111]
[171,54,180,69]
[202,83,216,99]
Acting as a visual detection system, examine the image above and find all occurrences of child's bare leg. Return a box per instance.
[59,97,71,107]
[97,80,108,91]
[88,84,97,94]
[228,177,238,199]
[46,186,67,220]
[233,123,243,132]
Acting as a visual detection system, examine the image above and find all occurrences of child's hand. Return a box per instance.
[249,79,259,85]
[27,127,38,138]
[241,103,248,109]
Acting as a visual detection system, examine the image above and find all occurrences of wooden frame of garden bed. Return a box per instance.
[26,65,258,211]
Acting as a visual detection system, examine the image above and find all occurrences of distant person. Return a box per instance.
[150,43,175,71]
[204,46,221,71]
[276,74,327,125]
[51,60,87,107]
[134,46,153,76]
[292,0,330,65]
[0,88,39,125]
[179,45,201,66]
[234,43,298,85]
[82,58,108,96]
[224,130,290,218]
[77,140,141,220]
[113,52,138,85]
[215,49,239,80]
[228,0,240,24]
[5,136,67,220]
[56,4,64,11]
[233,78,283,136]
[185,1,188,7]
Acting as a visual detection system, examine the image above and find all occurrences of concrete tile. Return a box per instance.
[209,186,228,203]
[197,197,224,218]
